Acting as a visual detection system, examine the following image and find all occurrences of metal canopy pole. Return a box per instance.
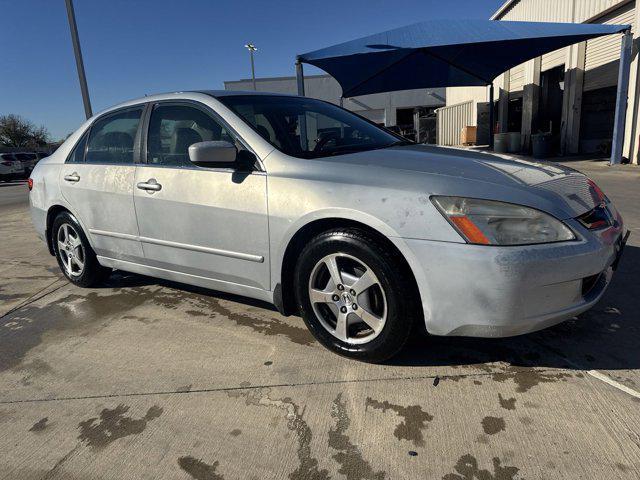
[296,60,306,96]
[295,60,308,150]
[489,84,495,149]
[610,29,633,165]
[65,0,92,119]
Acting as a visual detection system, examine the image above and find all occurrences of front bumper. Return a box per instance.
[404,218,625,337]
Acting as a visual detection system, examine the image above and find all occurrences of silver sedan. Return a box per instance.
[29,91,627,361]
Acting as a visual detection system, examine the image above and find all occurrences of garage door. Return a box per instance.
[542,47,566,72]
[356,108,385,125]
[509,64,525,91]
[584,3,635,91]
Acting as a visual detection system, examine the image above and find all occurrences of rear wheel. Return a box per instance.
[52,212,111,287]
[295,228,418,362]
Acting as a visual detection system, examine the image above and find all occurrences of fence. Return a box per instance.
[436,100,475,146]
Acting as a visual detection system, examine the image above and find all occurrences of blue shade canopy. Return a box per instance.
[298,19,629,97]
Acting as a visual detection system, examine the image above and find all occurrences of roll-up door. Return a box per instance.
[584,3,635,91]
[357,108,385,125]
[509,64,525,91]
[542,47,566,72]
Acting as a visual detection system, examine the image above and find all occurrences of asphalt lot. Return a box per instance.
[1,161,639,479]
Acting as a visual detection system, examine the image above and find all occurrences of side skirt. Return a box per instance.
[96,256,274,304]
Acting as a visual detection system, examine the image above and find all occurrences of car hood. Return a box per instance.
[324,144,601,217]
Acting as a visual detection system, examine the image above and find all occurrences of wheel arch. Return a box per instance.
[45,204,96,256]
[276,217,424,324]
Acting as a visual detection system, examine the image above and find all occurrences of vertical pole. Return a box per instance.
[295,60,308,150]
[489,84,495,149]
[65,0,92,119]
[611,29,633,165]
[296,61,306,96]
[250,49,256,91]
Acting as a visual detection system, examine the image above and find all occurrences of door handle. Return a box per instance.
[64,172,80,183]
[137,178,162,192]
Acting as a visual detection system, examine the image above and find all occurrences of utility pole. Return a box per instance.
[245,43,257,90]
[65,0,92,119]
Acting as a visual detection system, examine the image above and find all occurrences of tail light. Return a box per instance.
[27,178,33,191]
[1,161,12,166]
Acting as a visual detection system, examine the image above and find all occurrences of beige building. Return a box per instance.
[438,0,640,163]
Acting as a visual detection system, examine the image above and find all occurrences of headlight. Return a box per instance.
[432,196,575,245]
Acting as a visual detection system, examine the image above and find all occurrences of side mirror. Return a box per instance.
[188,141,237,166]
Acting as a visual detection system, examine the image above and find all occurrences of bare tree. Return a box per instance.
[0,114,50,148]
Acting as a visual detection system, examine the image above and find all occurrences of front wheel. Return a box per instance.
[295,228,418,362]
[52,211,111,287]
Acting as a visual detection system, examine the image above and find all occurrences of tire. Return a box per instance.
[52,211,111,287]
[295,228,419,362]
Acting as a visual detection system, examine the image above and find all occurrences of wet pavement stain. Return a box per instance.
[178,456,224,480]
[498,394,516,410]
[229,388,329,480]
[78,404,163,448]
[442,454,520,480]
[0,287,164,372]
[365,397,433,447]
[481,416,506,435]
[29,417,48,432]
[330,394,385,480]
[491,367,571,393]
[207,300,315,346]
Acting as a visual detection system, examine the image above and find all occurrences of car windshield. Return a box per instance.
[217,95,410,159]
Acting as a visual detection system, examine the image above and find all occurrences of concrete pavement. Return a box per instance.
[0,163,639,479]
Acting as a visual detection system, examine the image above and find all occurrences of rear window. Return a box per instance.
[1,154,16,161]
[15,153,31,160]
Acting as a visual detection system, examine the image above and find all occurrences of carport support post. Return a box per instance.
[489,84,495,149]
[295,60,308,150]
[611,29,633,165]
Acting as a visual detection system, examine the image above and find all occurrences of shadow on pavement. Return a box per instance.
[87,246,639,374]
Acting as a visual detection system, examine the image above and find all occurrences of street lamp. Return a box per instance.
[244,43,257,91]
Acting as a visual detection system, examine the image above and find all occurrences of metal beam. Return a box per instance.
[489,84,495,149]
[610,29,633,165]
[295,61,305,96]
[295,61,308,150]
[65,0,92,119]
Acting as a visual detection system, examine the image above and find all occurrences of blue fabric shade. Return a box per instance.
[298,20,629,97]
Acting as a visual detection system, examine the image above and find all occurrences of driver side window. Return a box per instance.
[147,104,234,167]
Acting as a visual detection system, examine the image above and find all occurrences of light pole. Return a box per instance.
[245,43,257,91]
[65,0,92,119]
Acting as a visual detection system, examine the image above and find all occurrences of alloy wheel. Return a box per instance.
[57,223,85,277]
[308,253,387,345]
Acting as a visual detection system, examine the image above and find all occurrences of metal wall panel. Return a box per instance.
[509,65,525,91]
[436,101,475,146]
[542,47,567,71]
[584,2,634,90]
[496,0,624,22]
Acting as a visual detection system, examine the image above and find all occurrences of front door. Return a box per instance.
[60,106,144,263]
[133,102,270,291]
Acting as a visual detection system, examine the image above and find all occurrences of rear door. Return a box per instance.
[60,106,145,263]
[132,101,270,290]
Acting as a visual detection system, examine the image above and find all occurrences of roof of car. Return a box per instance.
[197,89,297,98]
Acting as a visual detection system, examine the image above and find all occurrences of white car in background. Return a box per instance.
[14,152,39,176]
[0,153,25,181]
